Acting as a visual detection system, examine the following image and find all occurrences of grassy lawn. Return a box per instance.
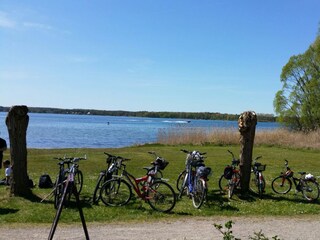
[1,144,320,224]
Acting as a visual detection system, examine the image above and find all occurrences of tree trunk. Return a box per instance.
[5,105,31,196]
[238,111,257,194]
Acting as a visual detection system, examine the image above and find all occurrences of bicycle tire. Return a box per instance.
[74,170,83,194]
[147,180,176,213]
[249,172,266,198]
[178,171,188,199]
[53,179,63,209]
[192,178,206,209]
[228,179,235,199]
[228,173,240,199]
[176,170,186,192]
[271,176,292,194]
[218,174,229,194]
[301,179,320,202]
[92,172,106,204]
[100,179,132,207]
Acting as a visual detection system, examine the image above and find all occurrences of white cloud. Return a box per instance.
[22,22,53,31]
[0,11,16,28]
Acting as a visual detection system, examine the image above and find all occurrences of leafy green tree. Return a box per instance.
[274,35,320,131]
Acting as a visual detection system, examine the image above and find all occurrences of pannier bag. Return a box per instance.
[197,166,212,178]
[223,166,233,180]
[38,174,53,188]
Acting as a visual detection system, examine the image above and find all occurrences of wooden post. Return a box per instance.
[5,105,31,196]
[238,111,257,194]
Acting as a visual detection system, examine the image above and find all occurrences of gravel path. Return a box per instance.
[1,216,320,240]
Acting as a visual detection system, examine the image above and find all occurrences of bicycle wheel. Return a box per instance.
[249,173,266,198]
[147,180,176,213]
[271,176,292,194]
[53,179,63,209]
[74,170,83,194]
[176,170,186,192]
[218,174,229,194]
[301,180,320,202]
[178,172,188,199]
[228,179,235,199]
[192,178,206,209]
[100,179,132,206]
[92,171,107,204]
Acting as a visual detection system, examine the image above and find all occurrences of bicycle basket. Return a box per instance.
[256,164,266,171]
[154,158,169,170]
[197,166,212,178]
[224,166,233,180]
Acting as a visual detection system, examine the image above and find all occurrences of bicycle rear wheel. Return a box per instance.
[100,179,132,206]
[192,178,206,209]
[301,180,319,202]
[147,181,176,213]
[271,176,292,194]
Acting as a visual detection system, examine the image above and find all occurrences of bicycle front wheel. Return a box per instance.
[301,180,320,202]
[176,170,186,192]
[147,181,176,213]
[250,172,266,198]
[74,170,83,194]
[218,174,229,194]
[92,171,106,204]
[271,176,292,194]
[192,178,206,209]
[100,179,132,206]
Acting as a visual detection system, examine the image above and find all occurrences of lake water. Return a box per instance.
[0,112,280,149]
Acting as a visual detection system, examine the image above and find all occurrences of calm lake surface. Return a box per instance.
[0,112,280,149]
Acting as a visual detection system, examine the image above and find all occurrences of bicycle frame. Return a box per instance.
[115,165,160,200]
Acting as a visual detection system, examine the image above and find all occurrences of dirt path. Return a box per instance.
[1,216,320,240]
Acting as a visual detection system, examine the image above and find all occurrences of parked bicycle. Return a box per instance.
[218,150,240,199]
[271,159,320,202]
[99,152,176,212]
[249,155,266,198]
[92,152,121,204]
[49,155,89,240]
[176,149,211,209]
[53,156,84,209]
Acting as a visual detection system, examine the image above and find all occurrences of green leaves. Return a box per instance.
[274,35,320,131]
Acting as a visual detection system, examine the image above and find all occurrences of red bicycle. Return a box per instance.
[218,150,240,198]
[99,152,176,212]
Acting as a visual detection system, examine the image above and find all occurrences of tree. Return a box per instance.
[238,111,257,194]
[5,105,31,196]
[274,35,320,131]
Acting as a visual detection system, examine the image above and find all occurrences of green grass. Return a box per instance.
[1,144,320,224]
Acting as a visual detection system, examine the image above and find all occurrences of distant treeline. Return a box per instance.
[0,106,276,122]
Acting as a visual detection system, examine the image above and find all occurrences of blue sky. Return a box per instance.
[1,1,319,115]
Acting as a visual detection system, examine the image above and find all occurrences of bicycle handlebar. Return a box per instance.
[53,155,87,164]
[180,149,207,155]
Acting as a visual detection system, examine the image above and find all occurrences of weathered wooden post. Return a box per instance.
[238,111,257,194]
[5,105,31,196]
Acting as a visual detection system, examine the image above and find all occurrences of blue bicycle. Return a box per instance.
[176,149,211,209]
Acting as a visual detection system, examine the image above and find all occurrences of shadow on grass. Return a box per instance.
[0,208,19,215]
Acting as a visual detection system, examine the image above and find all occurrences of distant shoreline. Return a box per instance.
[0,106,276,122]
